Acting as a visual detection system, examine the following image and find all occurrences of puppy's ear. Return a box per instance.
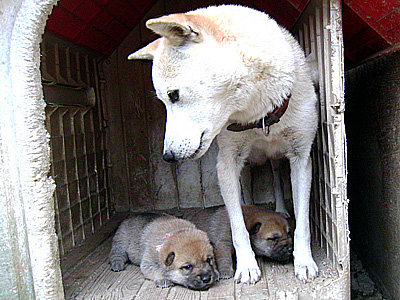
[128,38,161,60]
[276,212,289,219]
[165,252,175,266]
[249,222,262,235]
[146,14,202,45]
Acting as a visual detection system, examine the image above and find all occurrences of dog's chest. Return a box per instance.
[248,130,292,158]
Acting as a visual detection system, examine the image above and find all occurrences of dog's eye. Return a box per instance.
[268,236,280,241]
[167,89,179,103]
[206,258,212,264]
[181,264,193,271]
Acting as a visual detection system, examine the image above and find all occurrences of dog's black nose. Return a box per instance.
[163,151,177,162]
[200,273,211,283]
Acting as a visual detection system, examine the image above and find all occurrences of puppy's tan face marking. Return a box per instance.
[244,208,293,261]
[160,231,218,290]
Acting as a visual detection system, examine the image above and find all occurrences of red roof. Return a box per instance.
[46,0,156,55]
[45,0,400,65]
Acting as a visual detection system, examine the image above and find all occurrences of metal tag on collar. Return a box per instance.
[262,117,271,136]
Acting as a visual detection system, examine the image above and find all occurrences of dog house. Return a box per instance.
[0,0,350,299]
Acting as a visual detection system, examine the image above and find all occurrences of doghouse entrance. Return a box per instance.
[40,0,349,298]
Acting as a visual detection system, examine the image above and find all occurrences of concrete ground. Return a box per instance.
[351,250,386,300]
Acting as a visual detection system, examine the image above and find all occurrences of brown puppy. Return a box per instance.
[169,205,293,279]
[109,213,218,290]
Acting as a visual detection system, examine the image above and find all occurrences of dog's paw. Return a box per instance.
[110,259,125,272]
[294,257,318,282]
[155,279,174,288]
[234,266,261,284]
[234,256,261,284]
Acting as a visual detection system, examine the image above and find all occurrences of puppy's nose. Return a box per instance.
[163,150,177,162]
[200,272,211,283]
[284,243,293,254]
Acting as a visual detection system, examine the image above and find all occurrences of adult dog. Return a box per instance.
[129,5,318,283]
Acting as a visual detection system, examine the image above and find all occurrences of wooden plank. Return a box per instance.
[63,238,112,299]
[176,160,203,208]
[117,25,152,212]
[138,0,180,211]
[76,264,144,300]
[134,279,171,300]
[200,140,224,208]
[167,286,200,300]
[201,277,235,300]
[251,163,275,205]
[102,53,130,212]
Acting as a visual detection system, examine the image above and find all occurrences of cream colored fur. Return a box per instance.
[129,5,318,283]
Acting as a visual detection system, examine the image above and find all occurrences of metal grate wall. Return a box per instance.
[294,0,349,277]
[42,34,112,256]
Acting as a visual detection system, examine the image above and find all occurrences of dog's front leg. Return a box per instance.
[289,155,318,282]
[217,139,261,284]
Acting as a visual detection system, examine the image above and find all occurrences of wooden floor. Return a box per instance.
[62,215,345,299]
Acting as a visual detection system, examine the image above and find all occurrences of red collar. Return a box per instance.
[227,94,291,135]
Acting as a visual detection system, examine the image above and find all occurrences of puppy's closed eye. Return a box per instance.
[181,264,193,271]
[267,233,282,241]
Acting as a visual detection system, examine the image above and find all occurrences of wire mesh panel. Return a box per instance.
[42,34,111,256]
[293,0,349,286]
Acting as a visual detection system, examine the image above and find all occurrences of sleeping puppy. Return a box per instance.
[169,205,292,279]
[109,213,218,290]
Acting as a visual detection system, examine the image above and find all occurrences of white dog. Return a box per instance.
[129,5,318,283]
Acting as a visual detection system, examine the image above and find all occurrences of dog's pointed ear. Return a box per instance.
[165,252,175,266]
[146,14,202,45]
[128,38,161,60]
[249,222,262,235]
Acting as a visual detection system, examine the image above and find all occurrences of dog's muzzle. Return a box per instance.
[162,131,206,162]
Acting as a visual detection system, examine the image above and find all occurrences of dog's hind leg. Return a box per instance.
[217,137,261,284]
[270,159,290,218]
[289,155,318,282]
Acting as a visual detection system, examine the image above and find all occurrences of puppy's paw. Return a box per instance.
[294,257,318,282]
[218,268,234,280]
[234,256,261,284]
[155,279,174,288]
[110,259,125,272]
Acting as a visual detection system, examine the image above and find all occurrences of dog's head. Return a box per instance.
[128,12,251,162]
[159,230,218,290]
[243,206,293,262]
